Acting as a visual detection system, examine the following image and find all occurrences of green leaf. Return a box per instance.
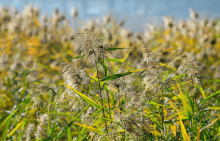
[82,88,108,104]
[107,47,130,51]
[34,80,49,85]
[196,109,209,118]
[113,47,133,74]
[94,124,110,141]
[200,116,220,132]
[198,90,220,105]
[0,97,3,103]
[100,60,109,76]
[207,106,220,110]
[180,81,194,113]
[88,76,108,94]
[101,68,146,81]
[164,87,181,101]
[2,116,11,141]
[149,101,164,107]
[77,125,87,141]
[176,81,192,123]
[87,71,97,92]
[105,58,123,62]
[64,54,85,62]
[23,70,27,87]
[0,108,19,129]
[67,127,72,141]
[55,105,90,139]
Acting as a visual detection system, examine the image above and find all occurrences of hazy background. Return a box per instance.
[1,0,220,31]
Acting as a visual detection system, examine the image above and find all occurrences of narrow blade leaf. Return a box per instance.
[178,112,190,141]
[101,68,146,81]
[7,121,23,138]
[63,84,110,115]
[105,58,123,62]
[198,90,220,105]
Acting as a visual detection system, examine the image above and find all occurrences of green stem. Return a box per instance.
[161,84,164,139]
[95,62,108,133]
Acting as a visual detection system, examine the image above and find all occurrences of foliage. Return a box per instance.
[0,6,220,140]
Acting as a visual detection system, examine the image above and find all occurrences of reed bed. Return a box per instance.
[0,6,220,140]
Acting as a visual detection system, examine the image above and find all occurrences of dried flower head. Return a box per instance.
[70,7,78,18]
[25,124,35,141]
[189,8,199,20]
[30,88,43,107]
[62,63,86,94]
[78,29,113,65]
[35,114,48,139]
[124,116,143,137]
[141,46,165,92]
[177,53,199,77]
[162,16,174,29]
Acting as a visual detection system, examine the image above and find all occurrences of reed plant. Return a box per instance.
[0,6,220,140]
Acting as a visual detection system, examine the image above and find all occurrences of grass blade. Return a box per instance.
[7,121,23,138]
[0,108,19,129]
[113,47,133,74]
[200,115,220,132]
[2,116,11,141]
[105,58,123,62]
[63,84,110,115]
[196,121,201,141]
[176,81,192,122]
[74,122,99,133]
[178,112,190,141]
[55,104,90,139]
[199,86,206,98]
[77,125,87,141]
[64,54,85,62]
[95,124,110,141]
[101,68,146,81]
[87,71,97,92]
[0,97,3,103]
[67,127,72,141]
[107,47,130,51]
[88,76,108,93]
[100,59,109,76]
[198,90,220,105]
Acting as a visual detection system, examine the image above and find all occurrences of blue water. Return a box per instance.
[1,0,220,31]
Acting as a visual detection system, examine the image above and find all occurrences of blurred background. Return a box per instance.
[1,0,220,32]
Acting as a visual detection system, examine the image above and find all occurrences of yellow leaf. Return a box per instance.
[73,122,100,133]
[7,121,23,138]
[178,112,190,141]
[171,125,177,136]
[196,121,201,141]
[63,84,110,115]
[113,47,133,74]
[159,63,176,71]
[199,87,206,98]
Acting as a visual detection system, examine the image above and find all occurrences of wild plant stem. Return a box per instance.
[102,57,112,121]
[95,62,109,133]
[106,85,112,120]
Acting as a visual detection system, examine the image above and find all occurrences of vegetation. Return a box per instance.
[0,6,220,140]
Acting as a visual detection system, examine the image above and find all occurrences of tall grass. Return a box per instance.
[0,6,220,140]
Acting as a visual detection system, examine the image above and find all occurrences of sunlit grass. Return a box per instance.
[0,6,220,140]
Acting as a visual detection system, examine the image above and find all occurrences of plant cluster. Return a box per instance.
[0,6,220,140]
